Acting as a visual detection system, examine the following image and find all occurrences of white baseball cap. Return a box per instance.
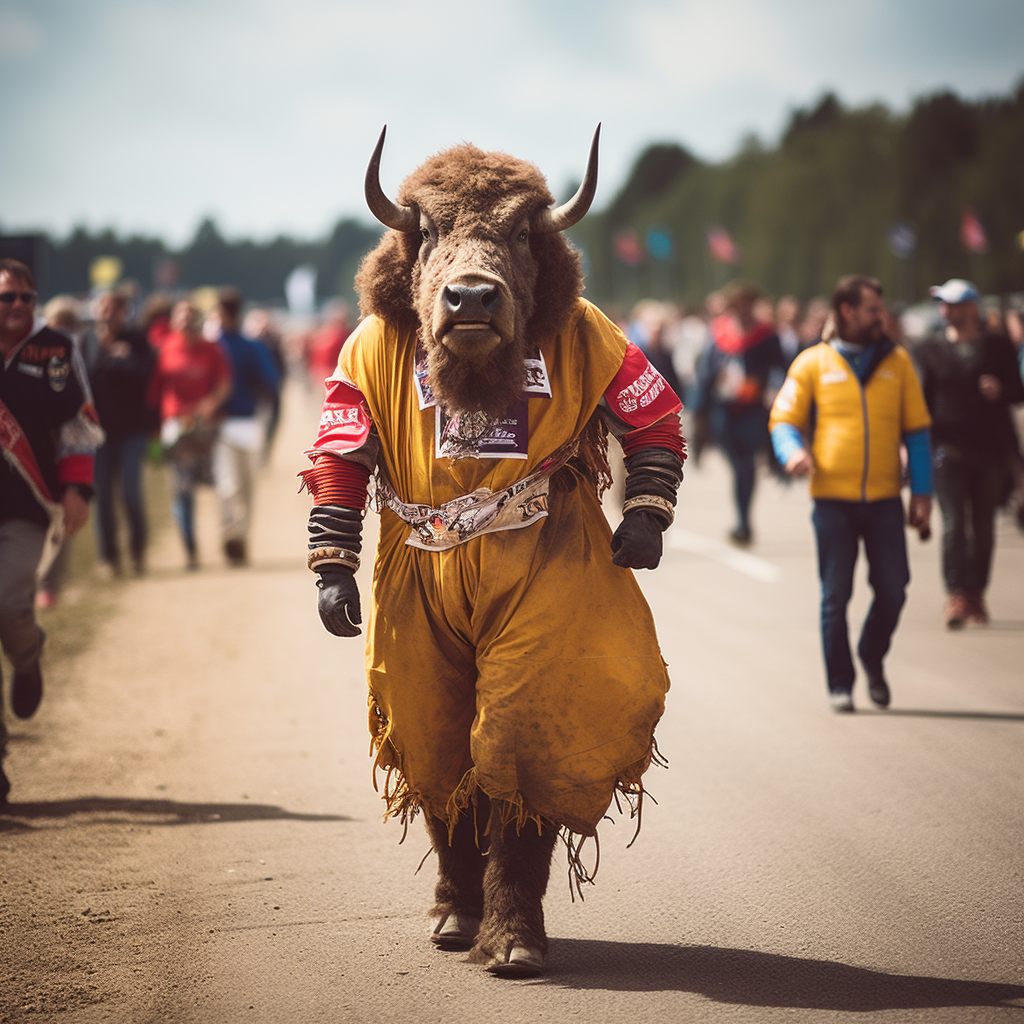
[929,279,980,304]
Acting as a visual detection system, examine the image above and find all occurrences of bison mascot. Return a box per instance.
[301,126,685,977]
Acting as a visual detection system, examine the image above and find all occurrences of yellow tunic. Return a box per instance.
[339,298,671,836]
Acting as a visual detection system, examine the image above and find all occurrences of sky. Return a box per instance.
[1,0,1022,248]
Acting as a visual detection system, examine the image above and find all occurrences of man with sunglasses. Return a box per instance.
[0,258,103,803]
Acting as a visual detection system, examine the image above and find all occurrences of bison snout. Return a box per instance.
[442,282,501,321]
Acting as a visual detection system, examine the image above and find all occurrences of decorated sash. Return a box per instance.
[0,397,65,578]
[375,437,579,551]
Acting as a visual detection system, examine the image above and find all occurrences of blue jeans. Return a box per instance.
[812,498,910,694]
[93,432,149,568]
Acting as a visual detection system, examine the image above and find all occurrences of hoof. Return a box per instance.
[430,912,481,951]
[486,945,544,978]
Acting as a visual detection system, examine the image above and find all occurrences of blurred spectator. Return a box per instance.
[36,296,86,608]
[212,288,280,566]
[1,259,102,801]
[693,280,785,546]
[82,289,158,577]
[914,279,1024,628]
[242,307,286,462]
[306,302,350,390]
[142,293,174,349]
[798,297,830,348]
[148,299,232,569]
[671,303,710,409]
[775,295,801,365]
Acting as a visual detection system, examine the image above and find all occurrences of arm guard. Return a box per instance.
[308,504,364,637]
[611,446,685,570]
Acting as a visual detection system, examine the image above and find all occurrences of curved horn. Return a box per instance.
[365,126,418,233]
[532,124,601,235]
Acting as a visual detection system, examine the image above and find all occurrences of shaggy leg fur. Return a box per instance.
[470,803,558,975]
[426,802,488,950]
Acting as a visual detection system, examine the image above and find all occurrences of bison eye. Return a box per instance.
[517,228,529,243]
[420,227,430,241]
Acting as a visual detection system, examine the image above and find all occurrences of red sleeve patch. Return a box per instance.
[604,342,683,428]
[306,378,372,458]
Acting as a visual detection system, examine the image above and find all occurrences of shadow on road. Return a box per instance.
[869,709,1024,722]
[0,796,351,832]
[549,941,1024,1010]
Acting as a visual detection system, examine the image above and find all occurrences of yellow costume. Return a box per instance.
[337,299,671,837]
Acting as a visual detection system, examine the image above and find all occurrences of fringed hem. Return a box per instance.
[367,704,669,897]
[562,735,670,900]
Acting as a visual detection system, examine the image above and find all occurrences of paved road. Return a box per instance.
[2,383,1023,1022]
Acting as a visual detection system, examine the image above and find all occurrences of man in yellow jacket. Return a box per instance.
[769,275,933,712]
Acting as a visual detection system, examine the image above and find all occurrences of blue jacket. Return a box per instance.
[218,331,280,419]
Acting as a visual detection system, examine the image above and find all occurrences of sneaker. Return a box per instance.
[828,691,854,713]
[728,527,752,547]
[945,593,969,630]
[966,592,989,625]
[12,661,43,719]
[864,668,891,709]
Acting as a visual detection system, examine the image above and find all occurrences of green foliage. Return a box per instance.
[12,82,1024,311]
[31,217,383,307]
[582,83,1024,308]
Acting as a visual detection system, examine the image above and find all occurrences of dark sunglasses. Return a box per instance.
[0,291,36,305]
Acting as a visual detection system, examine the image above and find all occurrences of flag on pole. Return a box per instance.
[707,226,740,264]
[960,209,988,254]
[614,230,644,266]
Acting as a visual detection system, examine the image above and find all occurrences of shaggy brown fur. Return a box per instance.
[469,808,559,962]
[355,144,585,418]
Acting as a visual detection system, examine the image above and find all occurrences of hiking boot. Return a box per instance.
[945,593,969,630]
[12,661,43,719]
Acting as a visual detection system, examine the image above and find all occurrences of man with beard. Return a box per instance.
[769,275,933,713]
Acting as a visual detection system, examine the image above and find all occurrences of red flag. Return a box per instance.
[614,230,644,266]
[707,226,740,264]
[960,209,988,254]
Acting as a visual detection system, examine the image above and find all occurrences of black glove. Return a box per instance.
[611,510,665,569]
[308,504,364,638]
[316,564,362,637]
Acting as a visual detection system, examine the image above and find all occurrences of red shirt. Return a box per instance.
[148,332,231,421]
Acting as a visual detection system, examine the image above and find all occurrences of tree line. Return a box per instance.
[570,82,1024,309]
[4,82,1022,311]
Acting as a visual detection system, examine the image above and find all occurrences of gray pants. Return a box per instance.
[214,438,257,544]
[0,519,47,756]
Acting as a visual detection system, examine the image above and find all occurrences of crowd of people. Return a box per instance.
[3,253,1024,807]
[619,276,1024,711]
[0,260,360,800]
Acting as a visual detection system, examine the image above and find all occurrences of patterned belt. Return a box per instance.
[376,439,578,551]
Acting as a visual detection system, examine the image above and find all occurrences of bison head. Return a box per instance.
[355,127,599,419]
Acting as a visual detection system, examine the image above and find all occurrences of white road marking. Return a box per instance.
[668,527,783,583]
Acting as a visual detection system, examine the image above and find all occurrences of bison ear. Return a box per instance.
[365,126,419,233]
[355,230,420,328]
[532,124,600,235]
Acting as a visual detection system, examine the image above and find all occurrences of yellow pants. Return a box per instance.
[366,479,671,836]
